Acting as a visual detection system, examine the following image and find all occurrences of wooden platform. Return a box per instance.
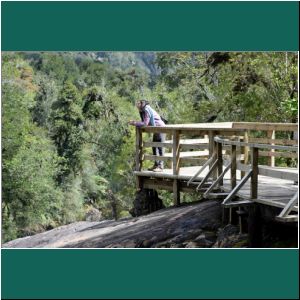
[134,166,298,211]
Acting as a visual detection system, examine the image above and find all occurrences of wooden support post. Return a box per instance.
[173,180,180,207]
[251,147,259,199]
[217,141,223,185]
[208,130,214,162]
[231,144,237,189]
[241,130,249,178]
[248,204,263,247]
[267,130,275,167]
[172,130,180,175]
[135,127,143,171]
[135,127,143,190]
[172,130,180,206]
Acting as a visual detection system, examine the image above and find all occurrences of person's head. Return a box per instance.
[136,99,148,111]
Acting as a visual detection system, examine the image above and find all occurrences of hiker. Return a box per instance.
[129,100,166,172]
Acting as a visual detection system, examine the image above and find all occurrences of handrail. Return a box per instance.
[214,137,298,152]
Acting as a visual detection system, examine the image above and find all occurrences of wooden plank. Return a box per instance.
[217,142,223,181]
[242,130,249,178]
[180,144,209,150]
[236,162,252,172]
[258,166,298,181]
[214,137,298,151]
[251,147,259,199]
[278,193,298,218]
[143,122,297,132]
[179,158,208,164]
[173,179,180,206]
[248,137,298,146]
[231,145,237,189]
[196,159,218,191]
[222,171,252,204]
[143,141,173,148]
[275,215,298,223]
[204,162,231,197]
[135,127,143,171]
[143,140,210,149]
[143,178,208,193]
[144,154,171,162]
[172,130,180,175]
[172,130,180,206]
[267,130,275,167]
[208,131,214,159]
[232,122,298,132]
[223,199,253,208]
[259,151,298,158]
[187,154,216,186]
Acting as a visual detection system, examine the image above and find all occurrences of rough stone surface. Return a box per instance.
[3,200,224,248]
[85,207,102,222]
[212,224,248,248]
[129,188,165,217]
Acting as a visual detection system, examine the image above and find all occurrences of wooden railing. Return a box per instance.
[135,122,298,207]
[211,137,298,222]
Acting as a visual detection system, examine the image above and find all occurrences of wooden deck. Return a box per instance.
[135,166,298,211]
[134,122,298,223]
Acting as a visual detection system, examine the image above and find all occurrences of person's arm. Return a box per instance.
[129,111,150,127]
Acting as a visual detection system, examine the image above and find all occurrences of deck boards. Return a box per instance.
[134,166,298,211]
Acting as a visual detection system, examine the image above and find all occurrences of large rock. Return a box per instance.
[3,200,222,248]
[129,188,165,217]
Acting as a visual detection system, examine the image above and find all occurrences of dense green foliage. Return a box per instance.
[1,52,298,242]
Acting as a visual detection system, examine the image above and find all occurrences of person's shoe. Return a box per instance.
[153,166,163,172]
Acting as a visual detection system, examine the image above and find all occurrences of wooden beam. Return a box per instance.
[196,159,218,191]
[173,179,180,206]
[231,145,237,189]
[144,154,171,162]
[217,141,223,184]
[172,130,180,175]
[214,137,298,151]
[258,166,298,181]
[248,137,298,146]
[187,154,216,186]
[259,151,298,159]
[275,215,298,223]
[232,122,298,132]
[278,193,298,218]
[135,127,143,172]
[251,147,259,199]
[172,130,180,205]
[222,171,253,204]
[204,162,231,197]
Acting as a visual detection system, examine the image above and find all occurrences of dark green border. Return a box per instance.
[1,1,299,51]
[2,249,299,299]
[1,1,299,299]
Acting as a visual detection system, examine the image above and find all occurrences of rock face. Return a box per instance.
[85,207,102,222]
[129,188,165,217]
[3,200,231,248]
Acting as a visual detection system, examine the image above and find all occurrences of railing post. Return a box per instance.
[209,131,217,179]
[231,144,237,189]
[267,130,275,167]
[135,127,143,190]
[217,140,223,185]
[172,130,180,206]
[251,147,259,199]
[241,130,249,178]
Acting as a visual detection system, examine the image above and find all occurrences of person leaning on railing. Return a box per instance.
[129,100,166,172]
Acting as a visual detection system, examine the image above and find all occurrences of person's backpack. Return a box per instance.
[160,116,169,124]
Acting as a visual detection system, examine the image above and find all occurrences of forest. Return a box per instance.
[1,51,298,243]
